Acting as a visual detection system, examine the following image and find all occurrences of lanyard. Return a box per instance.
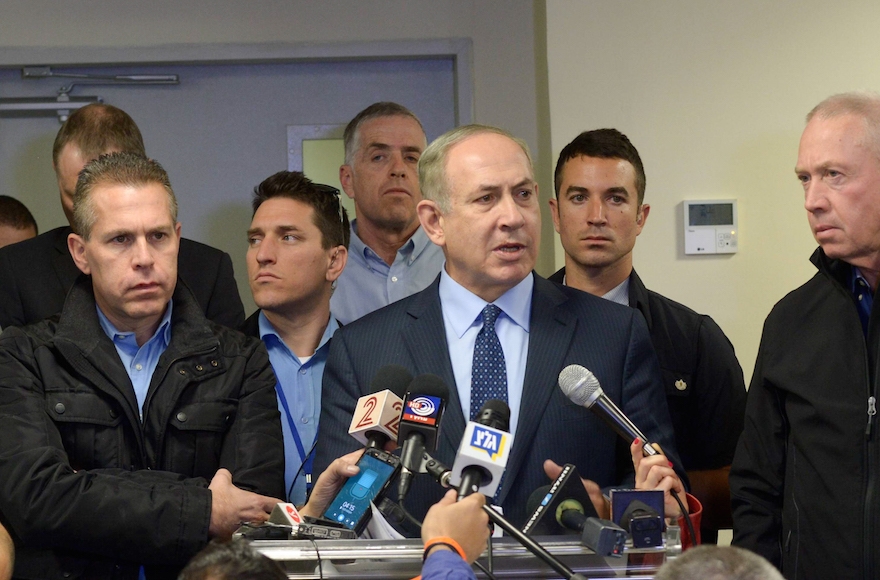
[276,382,316,498]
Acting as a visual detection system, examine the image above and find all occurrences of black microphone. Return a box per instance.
[451,399,511,500]
[524,484,625,557]
[396,374,448,502]
[557,364,659,457]
[349,365,412,449]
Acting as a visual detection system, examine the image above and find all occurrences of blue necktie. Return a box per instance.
[470,304,508,420]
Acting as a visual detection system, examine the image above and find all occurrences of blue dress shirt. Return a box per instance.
[259,311,339,505]
[330,219,445,324]
[97,302,173,419]
[438,270,532,438]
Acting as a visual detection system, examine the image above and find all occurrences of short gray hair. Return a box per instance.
[418,124,534,212]
[343,102,425,166]
[73,152,177,239]
[654,546,784,580]
[807,91,880,158]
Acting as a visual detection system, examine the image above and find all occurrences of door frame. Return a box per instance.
[0,38,474,126]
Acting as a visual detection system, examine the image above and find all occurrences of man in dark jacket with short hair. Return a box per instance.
[0,153,283,579]
[731,92,880,579]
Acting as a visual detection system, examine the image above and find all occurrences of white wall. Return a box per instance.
[546,0,880,383]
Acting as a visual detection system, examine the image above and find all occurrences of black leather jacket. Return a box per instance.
[731,249,880,579]
[0,276,284,580]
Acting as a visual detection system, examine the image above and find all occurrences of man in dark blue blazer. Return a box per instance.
[0,103,243,330]
[313,125,684,528]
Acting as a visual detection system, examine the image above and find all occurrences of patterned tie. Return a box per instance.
[470,304,508,420]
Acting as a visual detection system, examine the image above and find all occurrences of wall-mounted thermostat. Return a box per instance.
[683,199,738,255]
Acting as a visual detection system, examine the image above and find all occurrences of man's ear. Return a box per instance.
[68,233,91,275]
[327,246,348,282]
[417,200,446,248]
[636,204,650,232]
[548,197,562,234]
[339,165,355,201]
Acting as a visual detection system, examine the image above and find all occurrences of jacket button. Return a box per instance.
[177,412,187,422]
[54,402,65,414]
[178,369,187,376]
[211,359,219,367]
[109,409,117,419]
[195,364,204,372]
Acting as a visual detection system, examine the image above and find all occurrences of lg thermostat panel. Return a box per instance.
[683,199,737,255]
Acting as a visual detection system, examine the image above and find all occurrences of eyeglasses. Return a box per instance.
[313,183,347,244]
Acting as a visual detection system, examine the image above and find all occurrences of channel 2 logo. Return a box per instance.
[408,397,437,417]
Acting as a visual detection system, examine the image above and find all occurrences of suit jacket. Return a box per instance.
[0,226,244,329]
[313,273,681,527]
[549,267,746,472]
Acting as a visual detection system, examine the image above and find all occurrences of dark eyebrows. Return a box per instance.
[564,185,630,197]
[247,225,301,237]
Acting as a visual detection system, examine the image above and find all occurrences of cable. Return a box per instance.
[308,538,324,580]
[291,438,319,503]
[673,493,698,546]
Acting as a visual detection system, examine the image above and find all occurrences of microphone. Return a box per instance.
[349,365,412,449]
[449,399,512,499]
[558,364,659,457]
[524,481,625,557]
[522,464,598,536]
[396,374,448,502]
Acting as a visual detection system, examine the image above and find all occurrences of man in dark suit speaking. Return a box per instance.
[313,124,684,527]
[0,103,244,330]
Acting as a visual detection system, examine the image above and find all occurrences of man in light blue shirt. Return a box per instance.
[242,171,350,505]
[331,102,445,324]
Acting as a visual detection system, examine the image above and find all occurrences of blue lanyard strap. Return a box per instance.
[275,383,316,494]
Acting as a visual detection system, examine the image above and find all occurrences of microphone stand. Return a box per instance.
[481,505,588,580]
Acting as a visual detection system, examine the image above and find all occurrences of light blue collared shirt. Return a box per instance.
[603,277,630,306]
[330,219,446,324]
[438,270,532,438]
[259,311,339,505]
[97,302,173,420]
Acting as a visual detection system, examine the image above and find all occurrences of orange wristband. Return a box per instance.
[423,536,467,561]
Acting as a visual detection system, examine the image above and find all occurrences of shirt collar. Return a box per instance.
[96,300,173,347]
[257,310,339,356]
[438,269,533,339]
[603,277,630,306]
[349,218,432,265]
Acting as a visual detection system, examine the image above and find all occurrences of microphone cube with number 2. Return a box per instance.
[349,390,404,446]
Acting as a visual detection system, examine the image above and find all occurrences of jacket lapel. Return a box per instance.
[400,280,467,456]
[497,276,577,502]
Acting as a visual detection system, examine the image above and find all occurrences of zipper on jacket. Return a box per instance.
[868,396,877,438]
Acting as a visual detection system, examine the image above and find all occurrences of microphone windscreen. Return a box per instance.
[407,373,449,399]
[526,485,552,516]
[369,365,413,398]
[558,364,601,406]
[475,399,510,431]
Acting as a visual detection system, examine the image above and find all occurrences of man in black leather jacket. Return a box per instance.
[0,153,283,579]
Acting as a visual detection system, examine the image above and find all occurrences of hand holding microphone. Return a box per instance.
[629,438,686,519]
[558,364,688,519]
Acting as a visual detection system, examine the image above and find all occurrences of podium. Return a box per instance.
[252,533,678,579]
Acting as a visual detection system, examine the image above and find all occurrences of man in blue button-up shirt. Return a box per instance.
[330,102,445,324]
[242,171,350,505]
